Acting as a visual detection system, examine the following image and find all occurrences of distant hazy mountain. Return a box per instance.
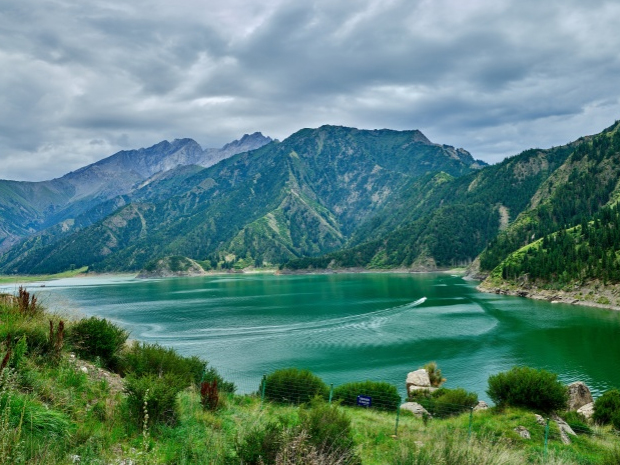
[0,133,272,252]
[0,125,483,273]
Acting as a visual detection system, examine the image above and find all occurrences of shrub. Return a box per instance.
[124,373,186,426]
[333,380,400,412]
[563,410,593,435]
[486,366,568,412]
[298,398,357,459]
[409,387,478,418]
[68,317,128,369]
[120,342,202,385]
[593,389,620,425]
[263,368,328,404]
[424,361,446,387]
[235,421,284,465]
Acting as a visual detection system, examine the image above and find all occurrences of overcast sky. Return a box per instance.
[2,0,620,181]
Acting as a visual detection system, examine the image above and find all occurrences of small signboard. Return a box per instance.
[356,395,372,408]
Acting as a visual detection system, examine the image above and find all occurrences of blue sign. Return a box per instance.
[356,395,372,408]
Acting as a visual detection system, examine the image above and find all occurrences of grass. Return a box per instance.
[0,267,90,284]
[0,289,619,464]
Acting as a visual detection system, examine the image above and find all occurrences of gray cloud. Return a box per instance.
[1,0,619,181]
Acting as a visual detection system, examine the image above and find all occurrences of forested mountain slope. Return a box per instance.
[0,125,482,274]
[283,129,580,271]
[480,121,620,295]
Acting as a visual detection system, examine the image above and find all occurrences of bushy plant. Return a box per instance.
[333,380,400,412]
[263,368,328,404]
[124,373,186,426]
[424,361,446,387]
[120,341,203,385]
[593,389,620,425]
[563,410,593,435]
[68,317,128,369]
[235,421,284,465]
[298,398,358,460]
[486,366,568,412]
[409,387,478,418]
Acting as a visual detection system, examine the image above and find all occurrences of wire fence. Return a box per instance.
[212,366,620,462]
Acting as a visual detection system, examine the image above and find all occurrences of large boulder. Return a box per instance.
[400,402,431,418]
[577,402,594,419]
[406,369,431,394]
[567,382,593,411]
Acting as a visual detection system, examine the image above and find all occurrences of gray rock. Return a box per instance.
[406,369,431,394]
[473,401,489,412]
[514,426,531,439]
[567,382,594,411]
[551,414,576,445]
[577,402,594,419]
[535,414,546,426]
[400,402,431,418]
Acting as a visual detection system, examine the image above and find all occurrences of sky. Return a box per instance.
[2,0,620,181]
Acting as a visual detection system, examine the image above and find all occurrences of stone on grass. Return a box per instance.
[514,426,531,439]
[400,402,431,418]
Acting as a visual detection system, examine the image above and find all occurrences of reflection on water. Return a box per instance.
[3,273,620,400]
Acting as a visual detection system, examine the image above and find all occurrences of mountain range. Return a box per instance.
[2,120,620,299]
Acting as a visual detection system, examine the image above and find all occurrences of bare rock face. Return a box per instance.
[577,402,594,419]
[406,369,431,395]
[400,402,431,418]
[514,426,531,439]
[567,382,594,411]
[535,414,546,426]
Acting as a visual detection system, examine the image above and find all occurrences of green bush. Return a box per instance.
[263,368,328,404]
[486,366,568,412]
[298,398,358,460]
[124,373,186,426]
[120,342,204,386]
[593,389,620,425]
[333,380,400,412]
[234,421,284,465]
[409,387,478,418]
[563,410,593,435]
[68,317,128,369]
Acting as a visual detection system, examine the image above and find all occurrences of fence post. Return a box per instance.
[468,407,474,441]
[394,396,401,437]
[260,374,266,405]
[329,383,334,404]
[543,417,550,462]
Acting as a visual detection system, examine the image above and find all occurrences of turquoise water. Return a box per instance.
[5,273,620,400]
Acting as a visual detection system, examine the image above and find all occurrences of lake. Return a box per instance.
[4,273,620,401]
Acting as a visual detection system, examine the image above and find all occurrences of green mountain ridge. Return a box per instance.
[0,125,482,274]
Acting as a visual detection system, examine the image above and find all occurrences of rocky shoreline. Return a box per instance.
[477,281,620,312]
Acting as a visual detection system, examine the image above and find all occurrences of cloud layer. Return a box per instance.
[2,0,620,180]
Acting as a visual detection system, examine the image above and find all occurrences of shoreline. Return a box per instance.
[477,281,620,312]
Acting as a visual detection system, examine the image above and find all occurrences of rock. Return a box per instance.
[514,426,531,439]
[552,414,576,444]
[473,401,489,412]
[400,402,431,418]
[535,414,546,426]
[577,402,594,419]
[567,382,594,411]
[406,369,431,394]
[80,366,88,374]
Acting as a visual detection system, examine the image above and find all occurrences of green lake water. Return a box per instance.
[4,273,620,400]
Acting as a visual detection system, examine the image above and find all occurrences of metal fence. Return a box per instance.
[212,366,620,463]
